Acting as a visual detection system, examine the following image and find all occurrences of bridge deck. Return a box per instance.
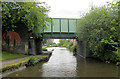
[43,18,77,39]
[43,32,76,39]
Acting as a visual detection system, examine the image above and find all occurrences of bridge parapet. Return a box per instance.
[43,18,77,38]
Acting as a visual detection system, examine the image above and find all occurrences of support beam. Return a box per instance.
[28,31,35,55]
[28,38,35,55]
[35,37,43,55]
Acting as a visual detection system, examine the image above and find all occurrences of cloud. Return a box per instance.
[40,0,113,18]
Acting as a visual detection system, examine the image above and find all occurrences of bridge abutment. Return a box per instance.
[28,37,43,55]
[35,37,43,55]
[77,40,86,58]
[28,38,35,55]
[77,39,91,58]
[77,39,88,58]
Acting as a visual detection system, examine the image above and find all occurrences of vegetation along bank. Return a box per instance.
[76,1,120,65]
[1,48,52,73]
[58,1,120,66]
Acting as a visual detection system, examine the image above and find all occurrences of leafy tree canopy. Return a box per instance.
[76,1,120,61]
[2,2,51,37]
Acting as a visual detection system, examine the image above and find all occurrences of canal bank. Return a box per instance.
[2,47,120,77]
[1,51,52,74]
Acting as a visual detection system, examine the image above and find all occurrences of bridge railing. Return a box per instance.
[43,18,77,33]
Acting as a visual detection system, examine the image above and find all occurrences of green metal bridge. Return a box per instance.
[29,18,89,58]
[43,18,77,39]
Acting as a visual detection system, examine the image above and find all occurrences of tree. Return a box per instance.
[47,39,55,45]
[76,1,119,62]
[2,2,51,37]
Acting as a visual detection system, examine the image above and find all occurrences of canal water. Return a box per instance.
[3,47,120,77]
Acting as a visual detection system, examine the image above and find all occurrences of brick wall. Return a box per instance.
[69,39,76,45]
[2,22,29,54]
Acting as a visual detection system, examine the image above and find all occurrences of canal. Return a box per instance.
[3,47,120,77]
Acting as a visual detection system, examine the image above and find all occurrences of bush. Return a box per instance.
[116,62,120,66]
[58,39,69,47]
[68,42,73,49]
[71,44,77,52]
[27,57,39,66]
[58,39,77,53]
[76,1,120,63]
[42,48,48,51]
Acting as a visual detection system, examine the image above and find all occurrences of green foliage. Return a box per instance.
[47,39,55,45]
[58,39,70,47]
[2,2,51,37]
[42,48,48,51]
[43,39,56,45]
[27,56,39,66]
[2,55,50,72]
[58,39,66,46]
[77,1,120,62]
[43,39,47,45]
[2,64,21,72]
[71,43,77,52]
[116,62,120,66]
[58,39,76,52]
[68,42,73,49]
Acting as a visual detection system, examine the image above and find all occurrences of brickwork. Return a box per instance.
[69,39,76,45]
[2,22,29,54]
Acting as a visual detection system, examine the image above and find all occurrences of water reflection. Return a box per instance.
[4,47,120,77]
[76,57,118,77]
[42,47,77,77]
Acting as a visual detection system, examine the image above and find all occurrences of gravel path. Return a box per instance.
[2,54,46,65]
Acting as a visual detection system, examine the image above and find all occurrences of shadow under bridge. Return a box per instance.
[29,18,89,59]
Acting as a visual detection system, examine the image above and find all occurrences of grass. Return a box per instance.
[36,55,48,59]
[1,51,27,61]
[1,55,49,67]
[42,48,48,51]
[1,52,51,72]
